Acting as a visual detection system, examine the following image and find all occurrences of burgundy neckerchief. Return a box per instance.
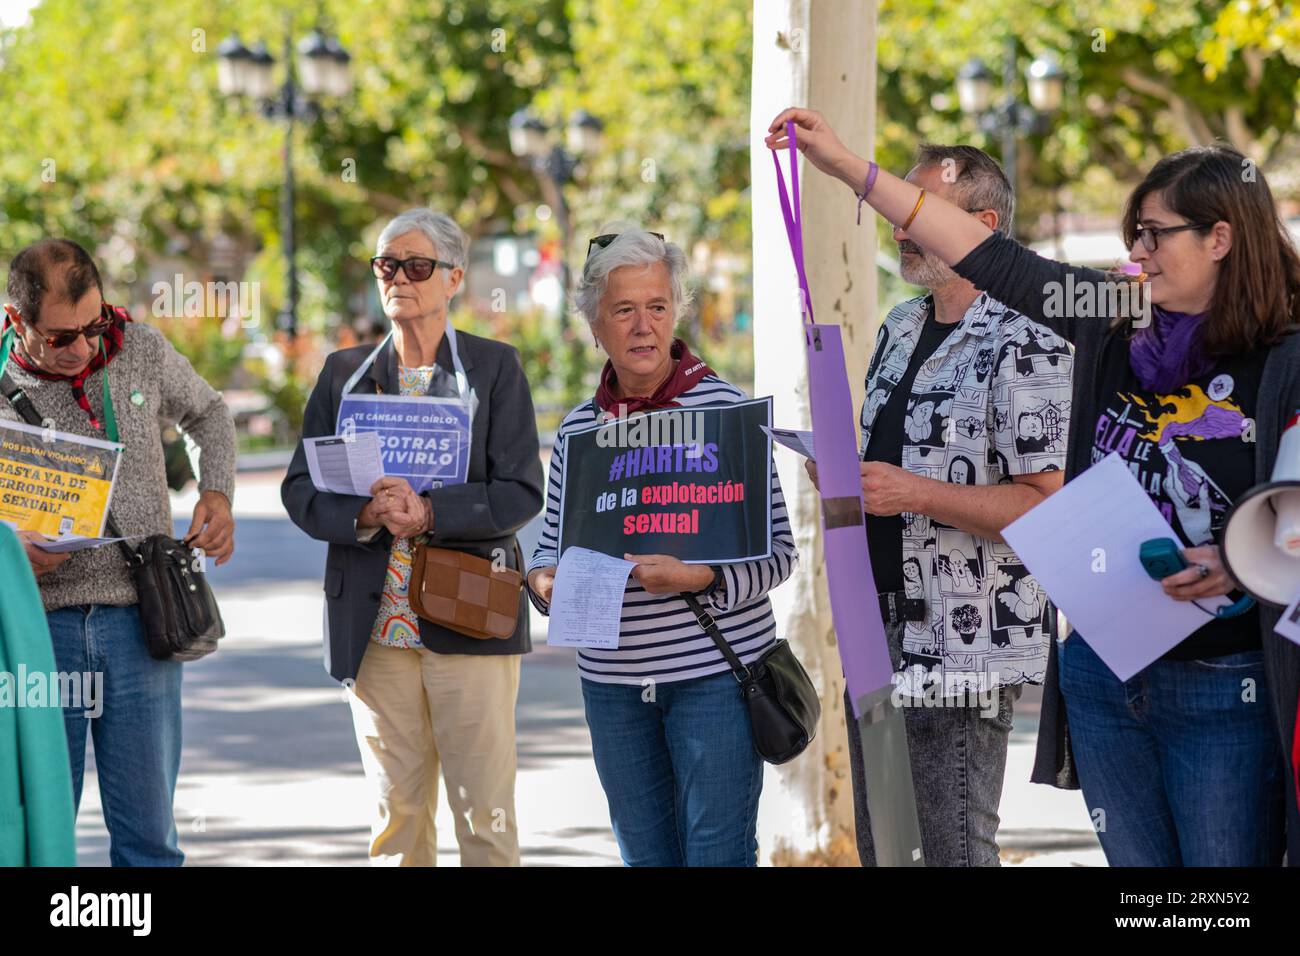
[3,304,129,431]
[594,338,713,415]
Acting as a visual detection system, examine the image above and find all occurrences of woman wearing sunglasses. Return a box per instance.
[1,238,237,866]
[282,208,544,866]
[768,107,1300,867]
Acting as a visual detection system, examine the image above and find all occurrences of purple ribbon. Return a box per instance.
[772,121,815,325]
[769,120,895,713]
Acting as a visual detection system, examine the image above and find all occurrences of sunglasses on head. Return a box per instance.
[369,256,453,282]
[29,302,114,349]
[585,232,665,262]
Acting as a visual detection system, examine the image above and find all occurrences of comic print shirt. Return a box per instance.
[860,292,1073,695]
[1091,344,1264,659]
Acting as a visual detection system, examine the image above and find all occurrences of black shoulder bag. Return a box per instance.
[682,592,821,764]
[2,370,224,662]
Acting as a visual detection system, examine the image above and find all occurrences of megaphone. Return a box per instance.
[1222,411,1300,606]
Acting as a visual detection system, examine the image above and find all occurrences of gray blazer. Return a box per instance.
[282,329,544,683]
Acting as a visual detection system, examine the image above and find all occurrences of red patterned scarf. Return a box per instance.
[594,338,713,415]
[2,304,129,431]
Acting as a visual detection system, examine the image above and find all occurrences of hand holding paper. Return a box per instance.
[304,431,385,496]
[547,547,635,649]
[1001,453,1230,680]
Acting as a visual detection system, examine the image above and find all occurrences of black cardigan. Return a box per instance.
[953,232,1300,861]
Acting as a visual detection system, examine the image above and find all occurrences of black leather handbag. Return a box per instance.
[683,592,821,764]
[105,512,224,662]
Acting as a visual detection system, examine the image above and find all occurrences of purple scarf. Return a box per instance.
[1128,305,1214,394]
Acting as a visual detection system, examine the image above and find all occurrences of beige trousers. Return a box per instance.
[348,642,522,866]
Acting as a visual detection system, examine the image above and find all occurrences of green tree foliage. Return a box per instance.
[0,0,572,327]
[876,0,1300,241]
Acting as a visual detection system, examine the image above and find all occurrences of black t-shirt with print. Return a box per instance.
[864,307,958,595]
[1090,339,1267,660]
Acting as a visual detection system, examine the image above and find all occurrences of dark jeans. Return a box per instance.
[581,670,764,867]
[1059,633,1285,866]
[846,623,1019,866]
[46,604,184,867]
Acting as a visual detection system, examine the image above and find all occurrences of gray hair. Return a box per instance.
[575,227,693,329]
[914,144,1015,235]
[376,208,469,270]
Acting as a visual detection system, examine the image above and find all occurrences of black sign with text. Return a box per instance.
[557,398,773,563]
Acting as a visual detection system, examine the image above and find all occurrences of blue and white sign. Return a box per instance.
[337,394,470,492]
[334,324,476,492]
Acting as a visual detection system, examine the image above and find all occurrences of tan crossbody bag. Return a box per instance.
[408,539,525,640]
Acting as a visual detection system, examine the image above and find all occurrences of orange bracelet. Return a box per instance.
[902,188,926,231]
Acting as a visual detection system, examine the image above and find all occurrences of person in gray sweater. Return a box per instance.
[769,107,1300,866]
[1,238,236,866]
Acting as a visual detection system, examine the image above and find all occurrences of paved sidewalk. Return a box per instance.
[71,470,1102,866]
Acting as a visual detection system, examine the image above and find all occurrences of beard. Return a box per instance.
[898,243,959,289]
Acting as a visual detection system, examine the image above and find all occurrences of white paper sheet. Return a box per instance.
[1001,452,1228,681]
[30,535,127,553]
[1274,587,1300,646]
[547,547,636,649]
[304,431,385,496]
[761,425,816,460]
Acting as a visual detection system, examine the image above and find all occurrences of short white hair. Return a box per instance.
[575,225,692,329]
[377,208,469,270]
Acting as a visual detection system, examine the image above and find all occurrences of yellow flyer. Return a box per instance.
[0,419,123,538]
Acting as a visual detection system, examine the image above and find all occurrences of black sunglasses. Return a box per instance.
[1132,222,1213,253]
[30,302,113,349]
[369,256,453,282]
[585,232,665,262]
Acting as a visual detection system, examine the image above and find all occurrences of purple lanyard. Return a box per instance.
[771,121,816,326]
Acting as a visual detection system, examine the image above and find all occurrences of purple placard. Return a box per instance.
[772,121,895,718]
[805,324,895,714]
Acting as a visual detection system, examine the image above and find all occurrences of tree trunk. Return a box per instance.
[750,0,877,866]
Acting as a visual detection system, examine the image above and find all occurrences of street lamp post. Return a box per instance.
[955,39,1064,235]
[218,21,352,340]
[508,108,605,324]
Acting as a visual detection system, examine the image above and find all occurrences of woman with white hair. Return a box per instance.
[526,227,798,866]
[283,208,544,866]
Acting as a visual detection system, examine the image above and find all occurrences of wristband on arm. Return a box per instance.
[856,161,880,225]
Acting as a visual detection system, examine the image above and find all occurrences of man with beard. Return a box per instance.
[811,145,1073,865]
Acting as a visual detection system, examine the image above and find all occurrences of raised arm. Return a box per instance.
[765,107,1115,349]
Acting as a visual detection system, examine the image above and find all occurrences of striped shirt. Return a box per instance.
[527,375,798,685]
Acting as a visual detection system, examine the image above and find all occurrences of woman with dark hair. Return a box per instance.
[769,108,1300,866]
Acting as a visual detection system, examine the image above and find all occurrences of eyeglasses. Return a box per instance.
[30,303,113,349]
[1132,222,1213,253]
[585,232,665,262]
[369,256,453,282]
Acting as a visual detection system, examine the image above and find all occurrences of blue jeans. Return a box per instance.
[581,671,764,866]
[1059,633,1285,866]
[47,604,184,867]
